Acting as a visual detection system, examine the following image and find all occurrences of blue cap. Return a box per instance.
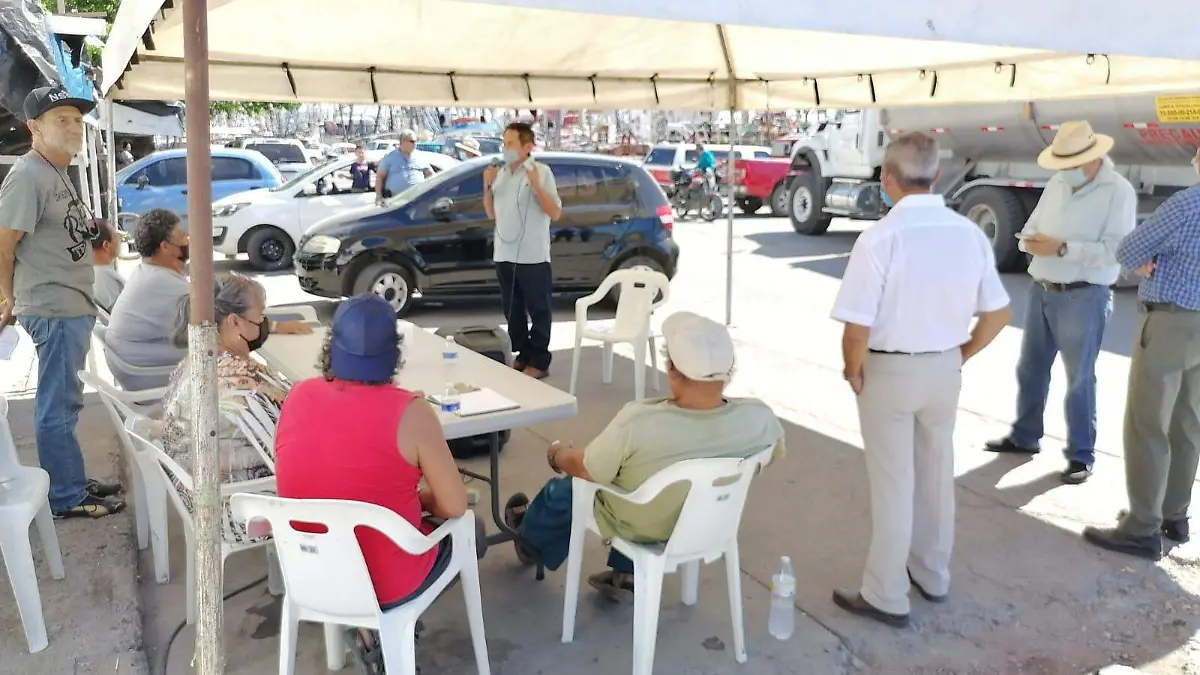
[330,295,399,382]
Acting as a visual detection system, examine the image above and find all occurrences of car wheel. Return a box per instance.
[245,227,296,272]
[736,197,763,214]
[605,255,667,306]
[769,181,791,217]
[354,261,416,317]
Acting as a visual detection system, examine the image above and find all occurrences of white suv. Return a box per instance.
[234,138,311,180]
[210,150,459,271]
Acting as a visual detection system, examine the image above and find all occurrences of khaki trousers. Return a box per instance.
[1123,306,1200,537]
[857,350,962,616]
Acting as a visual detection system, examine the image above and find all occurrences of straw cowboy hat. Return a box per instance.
[1037,121,1114,170]
[454,136,482,158]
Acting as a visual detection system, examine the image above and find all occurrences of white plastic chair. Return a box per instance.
[0,395,65,653]
[78,370,170,583]
[125,417,276,624]
[229,494,491,675]
[92,323,179,384]
[562,446,775,675]
[570,266,670,401]
[221,390,278,473]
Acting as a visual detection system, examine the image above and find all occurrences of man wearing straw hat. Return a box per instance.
[1082,146,1200,560]
[983,121,1136,485]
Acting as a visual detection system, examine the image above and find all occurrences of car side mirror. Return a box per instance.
[430,197,454,220]
[136,174,149,190]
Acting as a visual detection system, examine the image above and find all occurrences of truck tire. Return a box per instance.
[769,181,790,217]
[958,187,1029,272]
[736,197,763,214]
[789,173,833,236]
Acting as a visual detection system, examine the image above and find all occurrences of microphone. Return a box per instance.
[489,157,504,169]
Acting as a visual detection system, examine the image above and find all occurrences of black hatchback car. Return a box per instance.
[294,153,680,316]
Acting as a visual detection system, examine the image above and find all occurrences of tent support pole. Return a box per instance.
[183,0,223,672]
[103,100,117,222]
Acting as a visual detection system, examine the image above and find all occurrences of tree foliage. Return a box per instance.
[209,101,300,117]
[41,0,117,20]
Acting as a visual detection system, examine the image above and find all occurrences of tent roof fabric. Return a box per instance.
[102,0,1200,110]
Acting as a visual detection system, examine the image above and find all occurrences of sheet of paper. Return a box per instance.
[431,388,521,417]
[0,325,19,360]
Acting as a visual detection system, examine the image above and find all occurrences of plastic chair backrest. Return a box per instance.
[79,370,165,473]
[0,395,20,479]
[604,266,670,337]
[648,446,774,561]
[124,417,195,513]
[230,494,435,619]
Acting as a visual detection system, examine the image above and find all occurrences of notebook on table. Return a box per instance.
[430,387,520,417]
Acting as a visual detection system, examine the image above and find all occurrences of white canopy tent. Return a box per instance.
[103,0,1200,109]
[96,101,183,137]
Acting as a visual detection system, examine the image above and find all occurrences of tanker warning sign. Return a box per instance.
[1156,95,1200,123]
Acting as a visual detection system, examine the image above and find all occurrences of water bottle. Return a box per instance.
[768,556,795,640]
[442,335,460,364]
[440,383,461,415]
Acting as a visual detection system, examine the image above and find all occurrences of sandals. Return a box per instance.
[503,493,539,566]
[346,622,426,674]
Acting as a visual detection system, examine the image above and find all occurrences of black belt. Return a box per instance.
[1142,301,1200,313]
[869,349,943,356]
[1035,280,1095,292]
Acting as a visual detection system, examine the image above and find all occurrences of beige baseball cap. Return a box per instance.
[661,311,736,382]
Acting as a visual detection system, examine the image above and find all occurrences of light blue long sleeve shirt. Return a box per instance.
[1018,158,1137,286]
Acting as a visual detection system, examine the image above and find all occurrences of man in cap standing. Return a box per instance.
[831,132,1011,627]
[1082,146,1200,559]
[500,310,784,600]
[0,86,124,518]
[983,121,1137,485]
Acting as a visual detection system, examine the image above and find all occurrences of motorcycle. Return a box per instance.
[669,165,723,221]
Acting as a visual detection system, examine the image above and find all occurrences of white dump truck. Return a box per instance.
[786,97,1200,271]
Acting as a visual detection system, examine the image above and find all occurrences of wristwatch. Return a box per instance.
[1057,242,1068,258]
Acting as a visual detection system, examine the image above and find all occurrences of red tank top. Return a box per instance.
[275,378,435,606]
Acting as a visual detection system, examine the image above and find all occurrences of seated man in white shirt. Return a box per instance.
[91,219,124,314]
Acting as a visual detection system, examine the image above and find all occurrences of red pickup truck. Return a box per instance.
[721,156,792,216]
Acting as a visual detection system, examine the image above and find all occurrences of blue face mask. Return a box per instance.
[503,149,520,165]
[879,184,895,208]
[1061,168,1088,188]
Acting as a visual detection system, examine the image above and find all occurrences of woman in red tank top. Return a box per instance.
[274,295,468,610]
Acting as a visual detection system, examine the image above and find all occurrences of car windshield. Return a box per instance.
[644,148,676,165]
[247,143,307,164]
[270,158,343,191]
[383,160,478,206]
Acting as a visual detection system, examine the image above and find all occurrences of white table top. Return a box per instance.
[257,325,578,440]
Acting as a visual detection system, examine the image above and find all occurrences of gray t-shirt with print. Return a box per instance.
[0,152,97,317]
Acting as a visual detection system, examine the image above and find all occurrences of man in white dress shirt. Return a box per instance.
[983,121,1136,485]
[830,132,1012,627]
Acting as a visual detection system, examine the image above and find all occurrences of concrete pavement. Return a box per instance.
[2,213,1198,674]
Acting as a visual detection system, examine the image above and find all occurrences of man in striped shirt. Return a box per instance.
[1083,156,1200,560]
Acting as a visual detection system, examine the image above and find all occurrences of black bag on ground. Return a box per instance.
[433,325,513,459]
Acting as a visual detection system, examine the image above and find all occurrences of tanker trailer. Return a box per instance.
[786,96,1200,272]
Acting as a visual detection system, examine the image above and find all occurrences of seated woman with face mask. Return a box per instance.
[155,273,288,517]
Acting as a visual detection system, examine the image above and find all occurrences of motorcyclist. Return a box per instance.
[694,143,717,192]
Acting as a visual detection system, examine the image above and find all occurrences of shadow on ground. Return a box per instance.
[127,338,1200,675]
[742,228,1142,358]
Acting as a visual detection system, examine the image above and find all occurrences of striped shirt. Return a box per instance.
[1116,185,1200,310]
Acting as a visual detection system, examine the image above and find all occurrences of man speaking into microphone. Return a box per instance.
[484,122,562,379]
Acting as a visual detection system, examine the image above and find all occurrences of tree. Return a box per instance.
[209,101,299,117]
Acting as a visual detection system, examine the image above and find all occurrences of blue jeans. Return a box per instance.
[1010,284,1112,465]
[520,476,634,573]
[18,315,95,511]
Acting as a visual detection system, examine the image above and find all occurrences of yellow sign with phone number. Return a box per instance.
[1155,95,1200,123]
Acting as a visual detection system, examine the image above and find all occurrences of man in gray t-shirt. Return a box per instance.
[0,86,124,519]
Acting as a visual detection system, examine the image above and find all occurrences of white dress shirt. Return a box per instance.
[1018,157,1137,286]
[831,194,1011,353]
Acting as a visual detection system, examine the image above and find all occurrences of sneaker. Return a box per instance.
[1060,461,1093,484]
[983,437,1040,455]
[54,494,125,519]
[588,570,635,603]
[86,478,123,498]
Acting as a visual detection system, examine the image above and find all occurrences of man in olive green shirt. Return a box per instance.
[505,311,784,600]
